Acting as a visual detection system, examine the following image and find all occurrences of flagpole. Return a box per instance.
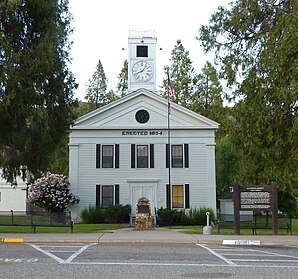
[167,89,171,204]
[167,70,173,209]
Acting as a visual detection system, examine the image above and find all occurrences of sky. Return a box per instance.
[68,0,232,101]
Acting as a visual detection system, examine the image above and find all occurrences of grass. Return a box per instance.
[0,223,128,234]
[1,219,297,235]
[168,218,298,235]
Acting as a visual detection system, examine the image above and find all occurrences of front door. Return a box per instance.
[131,186,154,215]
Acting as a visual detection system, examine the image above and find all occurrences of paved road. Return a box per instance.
[1,242,298,279]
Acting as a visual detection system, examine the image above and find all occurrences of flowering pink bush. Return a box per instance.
[28,172,79,212]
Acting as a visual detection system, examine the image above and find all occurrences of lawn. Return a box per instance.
[0,223,127,234]
[0,219,296,235]
[168,218,298,235]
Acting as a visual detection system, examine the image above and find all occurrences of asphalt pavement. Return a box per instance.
[1,227,298,246]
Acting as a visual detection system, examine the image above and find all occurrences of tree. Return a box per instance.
[278,188,298,216]
[216,134,242,198]
[106,89,118,103]
[198,0,298,193]
[27,172,79,212]
[85,59,108,108]
[191,61,223,121]
[117,59,128,97]
[163,40,196,108]
[0,0,78,182]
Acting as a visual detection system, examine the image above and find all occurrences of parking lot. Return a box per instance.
[1,242,298,278]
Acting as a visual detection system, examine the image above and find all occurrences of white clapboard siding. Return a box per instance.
[69,89,218,221]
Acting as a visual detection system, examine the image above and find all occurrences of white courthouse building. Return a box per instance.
[68,31,219,221]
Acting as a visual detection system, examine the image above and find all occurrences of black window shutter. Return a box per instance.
[131,144,135,168]
[185,184,190,209]
[150,144,154,168]
[115,144,119,168]
[96,144,101,168]
[96,185,101,206]
[166,184,171,208]
[184,144,189,168]
[166,144,170,168]
[115,184,119,205]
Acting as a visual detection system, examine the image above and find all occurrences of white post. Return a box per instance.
[203,211,213,235]
[206,211,210,226]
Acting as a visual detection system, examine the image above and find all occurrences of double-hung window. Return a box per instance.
[166,184,190,209]
[96,144,119,168]
[96,184,119,207]
[101,185,114,206]
[131,144,154,168]
[137,145,148,168]
[166,144,189,168]
[171,145,183,168]
[172,185,184,208]
[102,145,114,168]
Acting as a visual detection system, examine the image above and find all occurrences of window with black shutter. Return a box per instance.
[166,144,189,168]
[131,144,154,169]
[96,144,119,169]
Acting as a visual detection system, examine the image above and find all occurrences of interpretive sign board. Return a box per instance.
[233,183,278,235]
[240,186,272,211]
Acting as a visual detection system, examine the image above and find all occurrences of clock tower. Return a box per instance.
[127,30,157,92]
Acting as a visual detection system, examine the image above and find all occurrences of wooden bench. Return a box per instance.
[252,216,292,235]
[217,215,292,235]
[217,220,255,234]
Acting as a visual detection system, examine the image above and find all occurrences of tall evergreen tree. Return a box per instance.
[163,40,196,108]
[191,61,223,121]
[85,59,108,108]
[117,59,128,97]
[0,0,77,182]
[198,0,298,194]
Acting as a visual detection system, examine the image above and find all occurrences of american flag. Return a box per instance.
[167,73,174,100]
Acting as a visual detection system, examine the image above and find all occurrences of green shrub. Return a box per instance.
[189,207,215,225]
[104,204,131,223]
[157,207,215,226]
[80,205,105,224]
[157,208,189,226]
[80,204,131,224]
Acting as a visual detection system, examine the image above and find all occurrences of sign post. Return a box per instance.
[233,183,240,235]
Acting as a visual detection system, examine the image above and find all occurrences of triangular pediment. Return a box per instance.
[72,89,219,130]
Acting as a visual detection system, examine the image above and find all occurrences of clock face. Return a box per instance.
[132,61,153,82]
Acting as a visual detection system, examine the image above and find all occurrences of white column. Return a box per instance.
[68,143,79,219]
[206,144,217,213]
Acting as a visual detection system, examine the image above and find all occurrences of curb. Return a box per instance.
[0,238,24,243]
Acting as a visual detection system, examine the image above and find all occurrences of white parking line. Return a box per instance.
[65,244,96,263]
[27,243,97,264]
[66,261,298,269]
[47,250,78,253]
[200,245,298,267]
[196,244,237,266]
[248,248,298,259]
[231,259,298,263]
[37,245,81,248]
[29,244,65,264]
[221,253,283,257]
